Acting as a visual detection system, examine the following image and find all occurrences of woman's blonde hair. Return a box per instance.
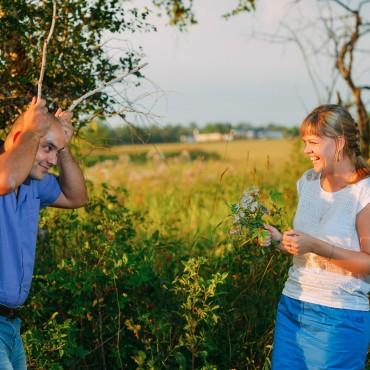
[300,104,369,180]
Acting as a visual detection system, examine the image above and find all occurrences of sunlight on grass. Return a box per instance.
[84,139,302,240]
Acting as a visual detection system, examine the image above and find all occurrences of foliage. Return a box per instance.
[83,153,119,167]
[81,120,297,147]
[0,0,257,133]
[82,120,195,146]
[230,186,286,247]
[152,0,256,29]
[23,312,74,370]
[173,257,228,370]
[0,0,151,129]
[21,140,309,369]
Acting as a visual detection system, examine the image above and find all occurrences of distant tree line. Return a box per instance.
[82,120,299,146]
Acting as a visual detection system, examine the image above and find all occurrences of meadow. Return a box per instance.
[23,138,318,369]
[84,139,300,240]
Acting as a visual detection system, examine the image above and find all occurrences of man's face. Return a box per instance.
[29,121,66,180]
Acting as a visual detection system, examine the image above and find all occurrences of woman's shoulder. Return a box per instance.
[353,175,370,191]
[300,168,320,183]
[296,169,319,195]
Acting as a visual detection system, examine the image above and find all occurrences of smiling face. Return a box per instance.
[302,134,339,173]
[29,119,66,180]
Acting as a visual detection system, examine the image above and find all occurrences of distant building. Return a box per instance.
[193,129,234,142]
[228,128,284,140]
[179,128,284,143]
[180,134,196,143]
[256,130,284,139]
[233,128,256,139]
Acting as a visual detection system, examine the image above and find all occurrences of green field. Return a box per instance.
[84,139,301,238]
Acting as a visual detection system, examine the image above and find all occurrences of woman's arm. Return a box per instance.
[283,204,370,274]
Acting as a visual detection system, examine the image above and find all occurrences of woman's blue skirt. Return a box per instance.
[272,295,370,370]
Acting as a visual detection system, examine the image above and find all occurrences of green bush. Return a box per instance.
[83,154,119,167]
[21,182,294,369]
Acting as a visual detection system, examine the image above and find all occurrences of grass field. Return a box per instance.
[84,139,305,244]
[85,139,298,187]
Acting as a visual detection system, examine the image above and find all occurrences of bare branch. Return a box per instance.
[359,85,370,90]
[37,0,57,99]
[326,0,357,14]
[335,12,361,91]
[359,0,370,11]
[68,62,148,112]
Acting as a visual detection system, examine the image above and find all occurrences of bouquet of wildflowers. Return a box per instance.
[230,187,271,245]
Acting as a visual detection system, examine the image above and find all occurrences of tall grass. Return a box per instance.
[85,139,301,243]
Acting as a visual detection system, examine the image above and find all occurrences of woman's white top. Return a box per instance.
[282,169,370,311]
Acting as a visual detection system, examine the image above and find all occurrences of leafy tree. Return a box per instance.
[202,122,232,134]
[153,0,256,29]
[0,0,153,130]
[0,0,256,132]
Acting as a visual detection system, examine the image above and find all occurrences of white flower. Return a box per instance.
[239,211,245,217]
[233,215,240,223]
[249,202,258,213]
[240,194,253,209]
[230,228,240,235]
[249,186,259,194]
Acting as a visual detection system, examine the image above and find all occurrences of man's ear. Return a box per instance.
[4,113,25,151]
[13,131,21,143]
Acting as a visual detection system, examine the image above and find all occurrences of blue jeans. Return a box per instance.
[0,316,27,370]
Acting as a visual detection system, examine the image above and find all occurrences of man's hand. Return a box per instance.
[55,108,74,146]
[23,97,50,137]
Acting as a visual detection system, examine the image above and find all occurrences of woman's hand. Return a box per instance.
[260,224,283,247]
[281,230,314,255]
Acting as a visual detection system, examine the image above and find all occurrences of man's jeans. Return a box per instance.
[0,316,27,370]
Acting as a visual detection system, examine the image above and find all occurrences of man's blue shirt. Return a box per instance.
[0,174,61,308]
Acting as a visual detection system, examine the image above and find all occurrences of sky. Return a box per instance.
[111,0,323,127]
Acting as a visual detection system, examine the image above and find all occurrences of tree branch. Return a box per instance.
[68,63,148,112]
[359,0,370,11]
[37,0,57,99]
[327,0,357,14]
[335,12,361,91]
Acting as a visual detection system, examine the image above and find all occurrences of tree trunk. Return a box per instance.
[354,89,369,159]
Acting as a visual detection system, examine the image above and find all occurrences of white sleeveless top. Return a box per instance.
[282,169,370,311]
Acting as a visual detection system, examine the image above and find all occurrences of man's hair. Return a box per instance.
[4,112,59,151]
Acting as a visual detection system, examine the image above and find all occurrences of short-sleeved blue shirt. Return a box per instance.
[0,174,61,308]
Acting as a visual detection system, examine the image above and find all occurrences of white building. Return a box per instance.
[193,129,234,142]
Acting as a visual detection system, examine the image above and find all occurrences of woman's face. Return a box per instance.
[302,134,338,173]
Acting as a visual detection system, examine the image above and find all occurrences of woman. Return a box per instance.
[263,104,370,369]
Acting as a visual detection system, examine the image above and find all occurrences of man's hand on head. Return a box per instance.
[55,108,74,146]
[23,97,50,138]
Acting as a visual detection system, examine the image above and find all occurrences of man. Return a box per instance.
[0,98,87,369]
